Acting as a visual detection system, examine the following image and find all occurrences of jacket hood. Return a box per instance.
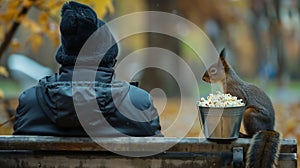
[36,67,130,128]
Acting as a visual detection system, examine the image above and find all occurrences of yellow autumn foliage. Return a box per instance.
[0,66,8,100]
[0,90,3,100]
[0,0,114,53]
[0,0,113,100]
[0,66,8,77]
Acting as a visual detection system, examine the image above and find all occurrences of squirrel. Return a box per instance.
[202,48,281,168]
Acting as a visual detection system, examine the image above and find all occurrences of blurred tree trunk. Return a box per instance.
[298,0,300,70]
[0,5,31,60]
[266,0,287,87]
[250,0,288,87]
[140,0,180,97]
[249,0,268,74]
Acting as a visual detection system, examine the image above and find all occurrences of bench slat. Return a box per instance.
[0,136,296,153]
[0,136,297,168]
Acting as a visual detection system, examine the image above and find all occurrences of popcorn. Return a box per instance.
[198,91,245,107]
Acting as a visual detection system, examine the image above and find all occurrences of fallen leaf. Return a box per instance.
[0,90,3,99]
[0,66,8,77]
[23,0,34,8]
[38,12,48,25]
[10,38,21,52]
[31,34,44,53]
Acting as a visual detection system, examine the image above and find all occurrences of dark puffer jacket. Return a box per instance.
[13,66,162,137]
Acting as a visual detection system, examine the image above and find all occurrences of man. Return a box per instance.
[13,1,162,137]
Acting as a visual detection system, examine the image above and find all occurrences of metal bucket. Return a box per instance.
[198,105,245,140]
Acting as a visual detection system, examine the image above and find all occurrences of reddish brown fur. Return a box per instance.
[202,48,280,168]
[246,130,281,168]
[202,48,275,136]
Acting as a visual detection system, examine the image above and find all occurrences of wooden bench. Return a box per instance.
[0,136,297,168]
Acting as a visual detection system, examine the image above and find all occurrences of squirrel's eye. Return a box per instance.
[210,67,217,74]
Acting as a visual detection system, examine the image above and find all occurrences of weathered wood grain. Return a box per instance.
[0,136,297,168]
[0,136,296,153]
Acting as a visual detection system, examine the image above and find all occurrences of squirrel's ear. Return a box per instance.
[220,48,226,60]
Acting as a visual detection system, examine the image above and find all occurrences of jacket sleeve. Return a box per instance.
[128,86,163,136]
[13,87,53,135]
[13,88,33,134]
[147,96,163,136]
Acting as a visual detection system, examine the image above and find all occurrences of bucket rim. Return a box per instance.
[196,104,246,109]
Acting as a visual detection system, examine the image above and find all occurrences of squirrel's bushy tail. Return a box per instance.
[246,130,281,168]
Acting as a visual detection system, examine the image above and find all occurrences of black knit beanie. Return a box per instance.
[55,1,118,67]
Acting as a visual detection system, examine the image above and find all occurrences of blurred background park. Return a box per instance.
[0,0,300,153]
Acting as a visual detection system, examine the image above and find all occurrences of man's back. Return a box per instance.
[14,66,162,137]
